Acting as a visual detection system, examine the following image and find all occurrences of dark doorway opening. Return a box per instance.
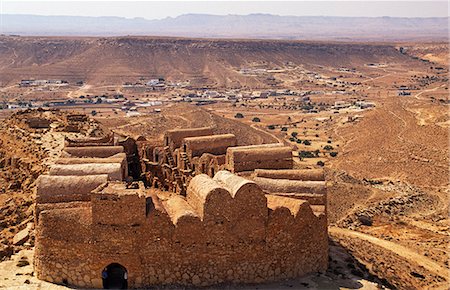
[102,263,128,289]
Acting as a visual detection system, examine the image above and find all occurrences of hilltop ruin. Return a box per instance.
[34,119,328,288]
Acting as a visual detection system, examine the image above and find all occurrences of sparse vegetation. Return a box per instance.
[298,150,319,159]
[324,145,334,151]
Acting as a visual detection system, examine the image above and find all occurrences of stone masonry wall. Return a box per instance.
[34,171,328,288]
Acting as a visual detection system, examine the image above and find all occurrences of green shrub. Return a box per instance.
[323,145,334,151]
[299,151,315,158]
[252,117,261,122]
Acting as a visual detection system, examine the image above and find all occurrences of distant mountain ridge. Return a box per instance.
[1,14,448,41]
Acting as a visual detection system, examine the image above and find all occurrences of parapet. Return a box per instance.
[213,170,267,241]
[186,174,233,222]
[163,195,200,226]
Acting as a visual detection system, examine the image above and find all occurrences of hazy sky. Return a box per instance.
[1,1,448,19]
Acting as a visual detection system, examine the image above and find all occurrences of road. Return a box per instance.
[250,124,283,144]
[413,83,446,100]
[329,227,450,280]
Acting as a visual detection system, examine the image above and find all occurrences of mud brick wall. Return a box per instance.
[226,145,293,172]
[64,134,114,147]
[35,171,328,288]
[164,127,213,152]
[62,146,124,158]
[49,163,123,181]
[55,153,128,179]
[35,175,108,204]
[254,169,325,181]
[182,134,237,158]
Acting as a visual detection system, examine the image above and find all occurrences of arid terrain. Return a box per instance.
[0,36,448,289]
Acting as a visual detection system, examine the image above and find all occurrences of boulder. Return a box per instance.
[13,223,33,246]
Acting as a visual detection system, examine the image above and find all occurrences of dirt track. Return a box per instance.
[329,227,449,279]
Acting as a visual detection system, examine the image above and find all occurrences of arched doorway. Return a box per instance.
[102,263,128,289]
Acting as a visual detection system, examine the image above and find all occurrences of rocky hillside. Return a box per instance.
[0,36,416,87]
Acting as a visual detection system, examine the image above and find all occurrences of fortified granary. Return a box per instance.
[34,125,328,289]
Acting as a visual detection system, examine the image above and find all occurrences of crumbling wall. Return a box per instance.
[25,117,51,129]
[64,134,115,147]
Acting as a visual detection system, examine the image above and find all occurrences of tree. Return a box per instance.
[323,145,334,151]
[267,125,275,130]
[303,140,311,146]
[299,151,315,159]
[252,117,261,122]
[235,113,244,118]
[330,152,338,157]
[281,127,287,131]
[317,161,325,167]
[291,131,298,138]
